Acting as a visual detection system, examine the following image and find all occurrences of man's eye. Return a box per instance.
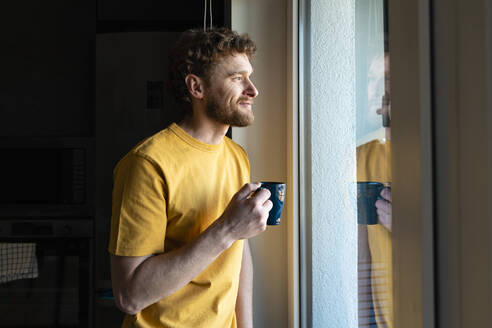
[233,76,243,81]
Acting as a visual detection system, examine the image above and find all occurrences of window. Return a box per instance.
[299,0,434,326]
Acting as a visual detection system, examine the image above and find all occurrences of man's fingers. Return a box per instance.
[380,187,392,201]
[377,188,392,232]
[378,211,392,231]
[235,182,262,200]
[250,187,271,203]
[375,199,391,214]
[264,199,274,212]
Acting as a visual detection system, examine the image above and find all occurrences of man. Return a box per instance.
[108,28,271,328]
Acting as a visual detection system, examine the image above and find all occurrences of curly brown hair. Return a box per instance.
[168,28,257,117]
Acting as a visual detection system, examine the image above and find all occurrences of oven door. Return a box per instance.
[0,220,93,328]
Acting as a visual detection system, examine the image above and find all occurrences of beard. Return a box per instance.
[205,95,254,127]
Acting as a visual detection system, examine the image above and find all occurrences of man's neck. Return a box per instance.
[178,115,229,145]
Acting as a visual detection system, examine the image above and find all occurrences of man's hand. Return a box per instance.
[375,187,392,231]
[218,182,273,241]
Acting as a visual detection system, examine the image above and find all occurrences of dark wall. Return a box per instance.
[1,1,95,137]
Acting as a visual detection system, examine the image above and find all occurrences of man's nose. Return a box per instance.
[244,80,259,98]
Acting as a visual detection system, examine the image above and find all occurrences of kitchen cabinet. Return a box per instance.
[0,1,95,137]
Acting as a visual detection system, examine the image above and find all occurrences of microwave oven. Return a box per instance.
[0,137,94,218]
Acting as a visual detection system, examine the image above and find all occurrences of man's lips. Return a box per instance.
[238,99,253,106]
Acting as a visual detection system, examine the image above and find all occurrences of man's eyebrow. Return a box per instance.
[228,69,253,76]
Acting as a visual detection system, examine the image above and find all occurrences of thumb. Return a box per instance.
[235,182,261,200]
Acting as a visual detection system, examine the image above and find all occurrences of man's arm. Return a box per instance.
[111,221,232,315]
[235,239,253,328]
[111,183,272,315]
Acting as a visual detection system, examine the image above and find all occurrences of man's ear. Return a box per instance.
[185,74,205,100]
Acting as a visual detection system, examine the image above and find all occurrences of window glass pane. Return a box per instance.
[356,0,392,327]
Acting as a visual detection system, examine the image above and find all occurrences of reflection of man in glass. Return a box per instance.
[357,52,392,328]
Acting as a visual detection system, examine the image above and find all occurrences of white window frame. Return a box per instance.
[286,0,301,327]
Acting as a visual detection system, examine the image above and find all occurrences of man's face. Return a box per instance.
[203,53,259,127]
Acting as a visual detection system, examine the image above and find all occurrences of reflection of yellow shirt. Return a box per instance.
[357,139,392,328]
[109,123,250,328]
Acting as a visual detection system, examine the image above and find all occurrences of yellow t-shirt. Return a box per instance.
[109,123,250,328]
[356,139,392,328]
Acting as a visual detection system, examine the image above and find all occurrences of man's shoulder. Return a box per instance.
[115,125,180,172]
[223,136,249,159]
[132,126,175,156]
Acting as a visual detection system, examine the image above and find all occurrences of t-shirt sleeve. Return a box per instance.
[108,153,167,256]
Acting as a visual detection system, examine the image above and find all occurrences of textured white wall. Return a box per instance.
[309,0,358,326]
[231,1,288,327]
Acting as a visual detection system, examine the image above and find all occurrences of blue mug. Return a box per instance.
[259,182,286,226]
[357,182,384,225]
